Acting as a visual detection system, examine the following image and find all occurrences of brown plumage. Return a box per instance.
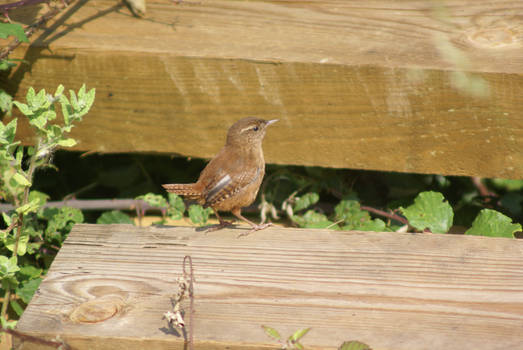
[163,117,278,236]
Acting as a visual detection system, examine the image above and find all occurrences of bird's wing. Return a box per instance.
[198,149,262,207]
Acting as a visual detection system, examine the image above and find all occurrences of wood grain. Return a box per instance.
[16,224,523,350]
[3,0,523,178]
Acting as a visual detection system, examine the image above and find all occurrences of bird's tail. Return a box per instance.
[162,183,201,199]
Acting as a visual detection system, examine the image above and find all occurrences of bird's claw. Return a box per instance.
[237,222,273,238]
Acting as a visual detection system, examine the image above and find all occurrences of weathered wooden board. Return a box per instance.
[2,0,523,178]
[15,224,523,350]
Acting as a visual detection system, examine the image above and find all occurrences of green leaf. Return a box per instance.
[96,210,134,225]
[294,192,319,212]
[400,191,454,233]
[0,23,29,42]
[18,265,43,280]
[0,256,20,280]
[261,325,281,340]
[338,340,372,350]
[12,172,31,187]
[0,89,13,114]
[136,193,168,208]
[16,198,42,215]
[28,190,49,208]
[0,118,17,145]
[10,299,24,316]
[188,204,212,225]
[490,178,523,191]
[292,210,336,229]
[16,277,42,304]
[289,327,310,343]
[57,138,77,147]
[13,101,32,116]
[5,230,29,255]
[167,193,185,220]
[465,209,522,238]
[54,84,64,97]
[0,316,17,329]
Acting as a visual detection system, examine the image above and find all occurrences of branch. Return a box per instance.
[360,205,409,225]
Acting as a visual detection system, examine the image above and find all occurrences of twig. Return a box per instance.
[0,0,74,60]
[360,205,409,225]
[0,327,70,349]
[163,256,194,350]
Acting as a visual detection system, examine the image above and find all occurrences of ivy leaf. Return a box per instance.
[339,340,372,350]
[294,192,319,212]
[465,209,522,238]
[261,325,281,341]
[97,210,134,225]
[400,191,453,233]
[188,205,212,225]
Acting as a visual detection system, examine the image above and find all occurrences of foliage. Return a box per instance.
[465,209,522,238]
[338,341,372,350]
[262,325,310,350]
[400,191,453,233]
[0,84,94,325]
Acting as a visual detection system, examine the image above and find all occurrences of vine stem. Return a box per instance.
[360,205,409,225]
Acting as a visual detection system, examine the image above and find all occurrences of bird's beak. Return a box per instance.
[266,119,279,126]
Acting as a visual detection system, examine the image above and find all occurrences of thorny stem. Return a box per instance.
[183,256,194,350]
[1,327,70,349]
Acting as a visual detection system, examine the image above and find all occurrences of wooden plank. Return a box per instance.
[3,0,523,178]
[15,224,523,350]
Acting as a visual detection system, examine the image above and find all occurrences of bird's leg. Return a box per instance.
[231,208,272,237]
[206,209,233,232]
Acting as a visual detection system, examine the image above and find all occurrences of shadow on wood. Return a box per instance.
[15,224,523,349]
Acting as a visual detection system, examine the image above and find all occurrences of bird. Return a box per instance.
[163,117,278,236]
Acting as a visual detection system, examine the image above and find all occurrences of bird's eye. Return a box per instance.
[253,126,259,131]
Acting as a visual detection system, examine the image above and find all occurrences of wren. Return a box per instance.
[163,117,278,236]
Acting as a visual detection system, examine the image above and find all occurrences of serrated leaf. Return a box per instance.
[294,192,319,212]
[57,138,77,147]
[400,191,453,233]
[96,210,134,225]
[261,325,281,340]
[0,256,20,278]
[0,23,29,42]
[339,340,372,350]
[465,209,522,238]
[289,327,310,342]
[16,198,41,215]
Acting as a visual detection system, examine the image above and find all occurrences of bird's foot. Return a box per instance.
[237,222,273,238]
[205,220,234,232]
